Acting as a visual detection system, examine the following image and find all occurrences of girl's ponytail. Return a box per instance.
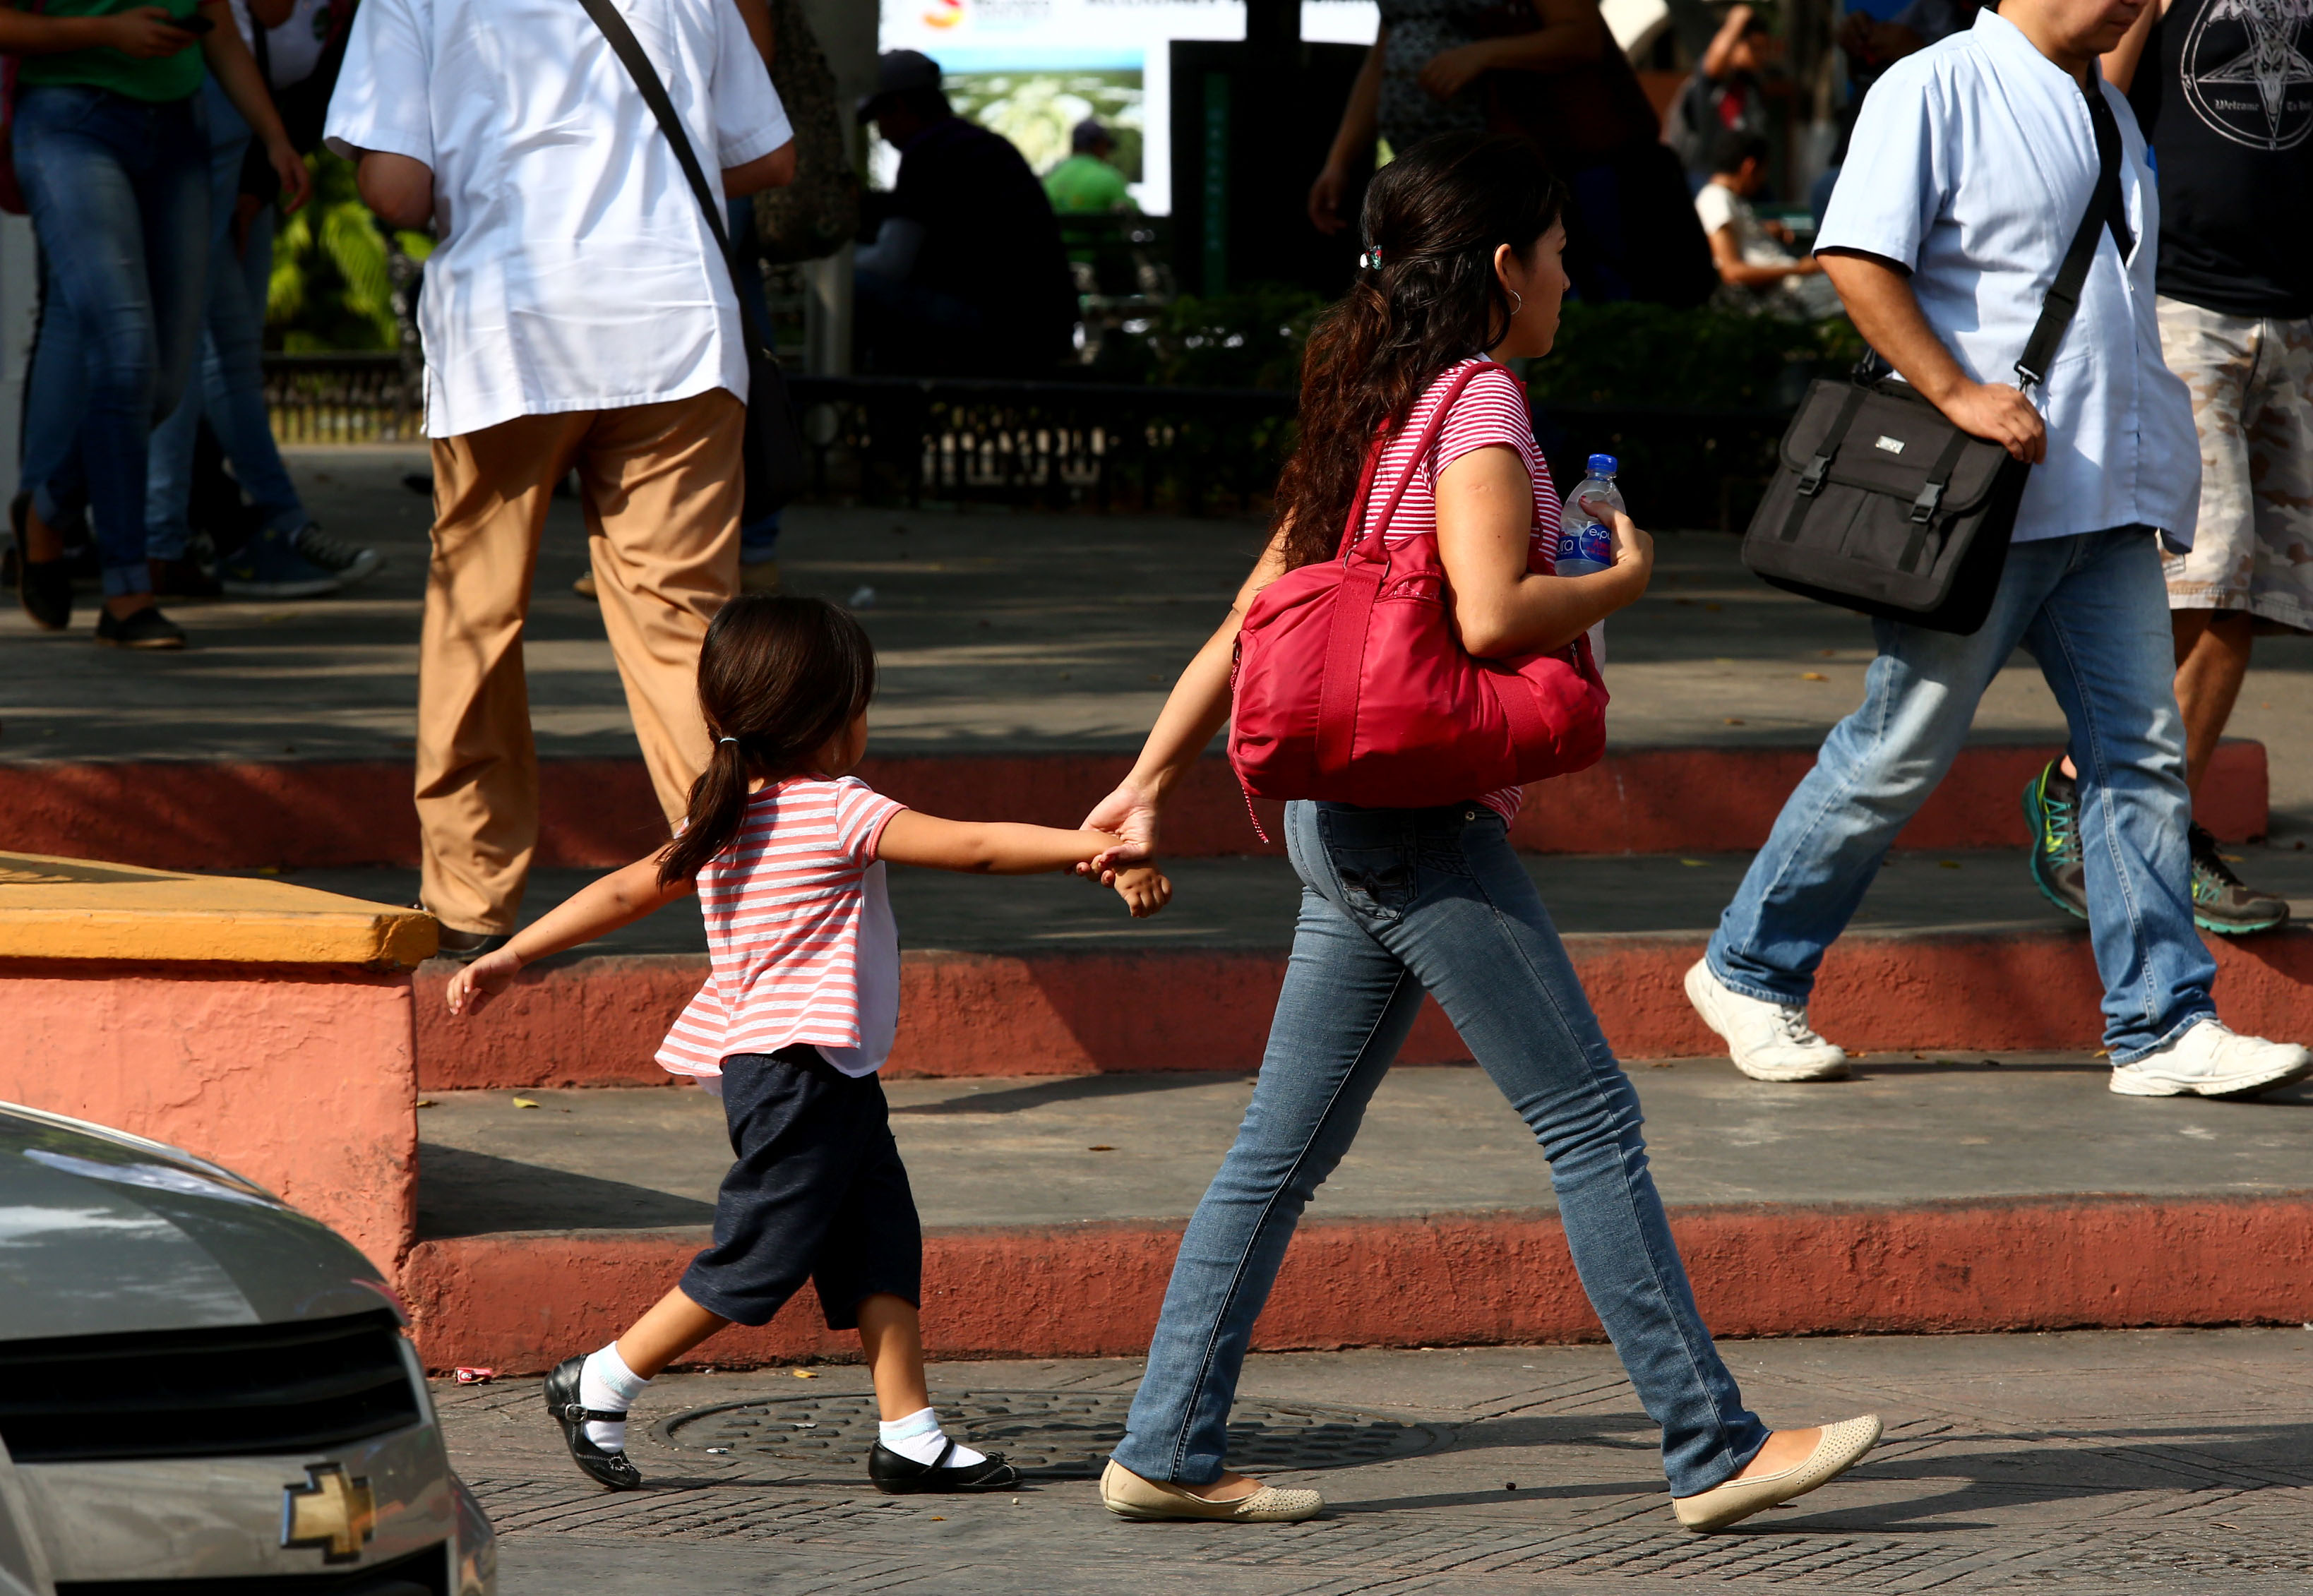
[657,594,878,888]
[660,736,757,887]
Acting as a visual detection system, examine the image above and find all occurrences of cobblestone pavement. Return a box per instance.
[443,1328,2313,1594]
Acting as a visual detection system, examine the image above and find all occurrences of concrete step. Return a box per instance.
[400,1064,2313,1371]
[311,846,2313,1088]
[0,741,2271,871]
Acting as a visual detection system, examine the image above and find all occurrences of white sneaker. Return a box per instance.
[1684,959,1849,1082]
[2108,1019,2312,1099]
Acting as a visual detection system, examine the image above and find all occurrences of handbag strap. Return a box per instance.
[1344,360,1505,563]
[2014,85,2128,392]
[1314,359,1519,773]
[574,0,776,362]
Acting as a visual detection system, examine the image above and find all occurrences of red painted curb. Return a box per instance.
[0,740,2266,870]
[400,1194,2313,1374]
[413,925,2313,1089]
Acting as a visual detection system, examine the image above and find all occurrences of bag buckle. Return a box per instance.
[1796,455,1831,496]
[1910,480,1944,524]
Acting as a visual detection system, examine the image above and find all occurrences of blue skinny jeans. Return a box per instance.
[1112,799,1769,1499]
[1707,527,2213,1064]
[145,77,306,558]
[14,83,209,596]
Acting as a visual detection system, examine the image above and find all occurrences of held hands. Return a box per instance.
[444,947,522,1016]
[1112,864,1172,918]
[106,6,200,56]
[1075,778,1159,883]
[1937,380,2047,464]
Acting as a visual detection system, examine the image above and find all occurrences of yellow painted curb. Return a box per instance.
[0,853,438,967]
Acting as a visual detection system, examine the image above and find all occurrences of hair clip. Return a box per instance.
[1360,248,1383,270]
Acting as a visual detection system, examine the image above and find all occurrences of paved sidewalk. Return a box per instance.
[414,1062,2313,1238]
[5,447,2309,827]
[446,1328,2313,1594]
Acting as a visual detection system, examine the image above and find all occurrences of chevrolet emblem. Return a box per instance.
[281,1463,376,1564]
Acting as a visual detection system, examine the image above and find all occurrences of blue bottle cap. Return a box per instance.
[1587,453,1619,477]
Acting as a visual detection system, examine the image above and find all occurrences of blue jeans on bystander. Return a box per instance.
[1111,799,1771,1499]
[1707,527,2213,1064]
[13,83,209,597]
[145,78,307,559]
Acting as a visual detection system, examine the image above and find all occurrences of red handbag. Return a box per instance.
[1229,361,1609,811]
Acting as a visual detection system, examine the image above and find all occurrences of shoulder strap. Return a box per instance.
[2014,88,2126,391]
[574,0,775,360]
[1348,360,1508,561]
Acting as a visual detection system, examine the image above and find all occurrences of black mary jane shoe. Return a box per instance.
[867,1438,1020,1494]
[543,1355,644,1491]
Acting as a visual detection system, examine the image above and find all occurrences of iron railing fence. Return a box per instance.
[262,356,1793,530]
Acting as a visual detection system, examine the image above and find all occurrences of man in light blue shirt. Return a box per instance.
[1686,0,2312,1100]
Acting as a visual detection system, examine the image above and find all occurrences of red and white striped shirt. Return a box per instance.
[1361,356,1562,822]
[656,776,907,1080]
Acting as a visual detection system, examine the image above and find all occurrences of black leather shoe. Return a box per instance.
[11,494,70,632]
[544,1355,643,1490]
[868,1439,1019,1494]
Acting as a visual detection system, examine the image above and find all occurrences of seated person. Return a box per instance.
[1044,118,1136,215]
[854,49,1076,377]
[1695,132,1842,320]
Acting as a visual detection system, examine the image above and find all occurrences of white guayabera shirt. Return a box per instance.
[1819,8,2202,546]
[323,0,792,438]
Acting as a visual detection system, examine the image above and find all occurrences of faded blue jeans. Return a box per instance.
[145,78,306,558]
[1708,527,2213,1064]
[1112,800,1769,1499]
[13,84,209,596]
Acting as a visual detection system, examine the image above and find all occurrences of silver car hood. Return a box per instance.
[0,1102,393,1340]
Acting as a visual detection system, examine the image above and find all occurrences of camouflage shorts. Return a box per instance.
[2156,296,2313,633]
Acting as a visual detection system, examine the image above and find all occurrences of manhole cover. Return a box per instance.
[660,1388,1446,1479]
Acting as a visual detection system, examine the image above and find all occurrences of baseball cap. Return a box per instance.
[858,49,943,121]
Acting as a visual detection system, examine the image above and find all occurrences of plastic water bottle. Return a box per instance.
[1556,453,1623,664]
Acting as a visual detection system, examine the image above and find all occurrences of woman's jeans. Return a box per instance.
[1707,527,2213,1064]
[14,84,208,596]
[1113,800,1769,1499]
[145,78,306,558]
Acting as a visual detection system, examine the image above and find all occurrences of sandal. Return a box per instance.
[542,1355,644,1491]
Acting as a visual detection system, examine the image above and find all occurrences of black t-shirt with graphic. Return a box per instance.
[2127,0,2313,318]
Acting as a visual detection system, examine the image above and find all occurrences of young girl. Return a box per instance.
[446,593,1169,1495]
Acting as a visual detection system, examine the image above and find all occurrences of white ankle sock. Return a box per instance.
[578,1343,650,1453]
[878,1405,985,1468]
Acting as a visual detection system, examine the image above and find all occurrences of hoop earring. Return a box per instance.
[1507,289,1525,317]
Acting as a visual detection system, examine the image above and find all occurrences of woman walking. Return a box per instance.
[1085,134,1878,1533]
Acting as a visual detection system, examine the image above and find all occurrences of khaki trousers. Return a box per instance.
[418,389,742,933]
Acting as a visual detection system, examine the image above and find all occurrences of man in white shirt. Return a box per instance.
[1687,0,2312,1100]
[325,0,795,954]
[1693,131,1841,319]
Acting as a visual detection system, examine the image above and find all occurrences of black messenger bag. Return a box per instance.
[577,0,811,520]
[1741,88,2131,636]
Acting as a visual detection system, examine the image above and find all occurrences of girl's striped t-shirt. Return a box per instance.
[1357,356,1565,823]
[656,775,906,1081]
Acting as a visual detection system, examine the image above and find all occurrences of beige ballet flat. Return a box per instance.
[1671,1415,1882,1532]
[1099,1458,1324,1523]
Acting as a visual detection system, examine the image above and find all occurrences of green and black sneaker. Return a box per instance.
[2189,824,2290,935]
[2022,761,2087,921]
